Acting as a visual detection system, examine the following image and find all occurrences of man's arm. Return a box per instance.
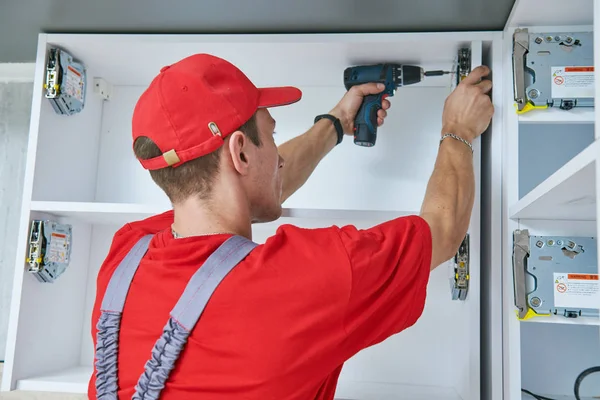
[419,66,494,270]
[278,83,390,203]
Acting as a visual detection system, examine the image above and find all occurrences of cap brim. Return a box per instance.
[257,86,302,108]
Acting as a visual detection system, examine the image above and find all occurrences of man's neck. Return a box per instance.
[171,193,252,240]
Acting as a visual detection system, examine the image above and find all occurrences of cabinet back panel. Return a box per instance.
[520,323,600,396]
[94,85,450,213]
[518,123,595,199]
[11,213,92,382]
[31,72,105,202]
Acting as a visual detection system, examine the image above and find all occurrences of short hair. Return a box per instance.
[133,113,260,204]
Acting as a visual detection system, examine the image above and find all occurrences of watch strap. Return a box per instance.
[314,114,344,145]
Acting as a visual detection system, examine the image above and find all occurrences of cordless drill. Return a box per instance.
[343,64,449,147]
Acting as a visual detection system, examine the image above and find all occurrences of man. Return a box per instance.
[89,53,493,399]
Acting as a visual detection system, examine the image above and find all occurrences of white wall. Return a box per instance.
[0,82,32,360]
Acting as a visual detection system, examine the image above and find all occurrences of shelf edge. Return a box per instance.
[509,140,599,219]
[30,201,419,222]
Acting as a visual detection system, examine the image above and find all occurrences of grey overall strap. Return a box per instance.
[95,234,154,400]
[132,234,257,400]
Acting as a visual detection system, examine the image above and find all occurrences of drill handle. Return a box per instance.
[354,93,383,147]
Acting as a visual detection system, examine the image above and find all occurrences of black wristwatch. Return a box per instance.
[314,114,344,145]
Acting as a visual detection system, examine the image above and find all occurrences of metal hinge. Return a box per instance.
[512,229,599,320]
[26,220,73,283]
[451,234,470,301]
[512,28,594,114]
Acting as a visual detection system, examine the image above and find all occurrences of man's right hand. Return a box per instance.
[441,65,494,142]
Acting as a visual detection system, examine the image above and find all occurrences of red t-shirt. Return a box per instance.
[88,210,432,399]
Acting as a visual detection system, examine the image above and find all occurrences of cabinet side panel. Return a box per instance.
[2,35,48,392]
[502,27,524,400]
[454,39,484,400]
[480,34,505,400]
[0,83,33,361]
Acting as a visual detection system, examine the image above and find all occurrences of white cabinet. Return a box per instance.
[0,32,495,400]
[501,1,600,399]
[0,1,598,399]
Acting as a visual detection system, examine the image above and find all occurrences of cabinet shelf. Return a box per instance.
[335,381,462,400]
[13,365,464,400]
[509,140,598,220]
[30,201,416,228]
[15,366,90,394]
[522,394,596,400]
[521,314,600,327]
[518,108,595,124]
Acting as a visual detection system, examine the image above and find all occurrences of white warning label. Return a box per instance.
[554,272,600,309]
[65,65,84,103]
[48,232,69,264]
[551,66,594,99]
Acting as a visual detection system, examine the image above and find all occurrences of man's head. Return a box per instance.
[131,54,301,223]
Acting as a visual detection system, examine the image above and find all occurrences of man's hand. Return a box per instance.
[441,65,494,143]
[329,83,392,134]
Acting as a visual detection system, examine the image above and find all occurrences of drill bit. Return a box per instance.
[424,70,452,76]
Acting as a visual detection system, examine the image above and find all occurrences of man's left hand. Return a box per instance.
[329,83,392,135]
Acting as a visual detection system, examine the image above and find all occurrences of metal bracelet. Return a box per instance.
[440,133,473,153]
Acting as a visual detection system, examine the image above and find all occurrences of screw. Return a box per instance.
[536,240,544,248]
[546,36,553,42]
[555,36,561,41]
[557,240,563,246]
[535,37,543,44]
[566,37,573,44]
[548,240,554,246]
[530,297,542,308]
[529,89,539,99]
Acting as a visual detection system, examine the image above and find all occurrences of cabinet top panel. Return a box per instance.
[41,32,496,87]
[505,0,593,28]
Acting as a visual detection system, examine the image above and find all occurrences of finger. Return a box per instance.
[461,65,490,85]
[476,79,493,94]
[377,109,387,119]
[351,82,386,96]
[377,117,384,126]
[381,99,391,110]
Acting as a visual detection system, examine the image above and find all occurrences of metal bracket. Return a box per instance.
[93,77,112,100]
[512,28,530,112]
[513,229,530,319]
[512,229,599,320]
[512,28,594,113]
[26,220,73,283]
[43,46,87,115]
[456,47,471,86]
[451,233,470,300]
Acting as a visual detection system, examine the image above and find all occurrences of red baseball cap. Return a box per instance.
[132,53,302,170]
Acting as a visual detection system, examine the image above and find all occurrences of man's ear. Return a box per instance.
[228,130,252,175]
